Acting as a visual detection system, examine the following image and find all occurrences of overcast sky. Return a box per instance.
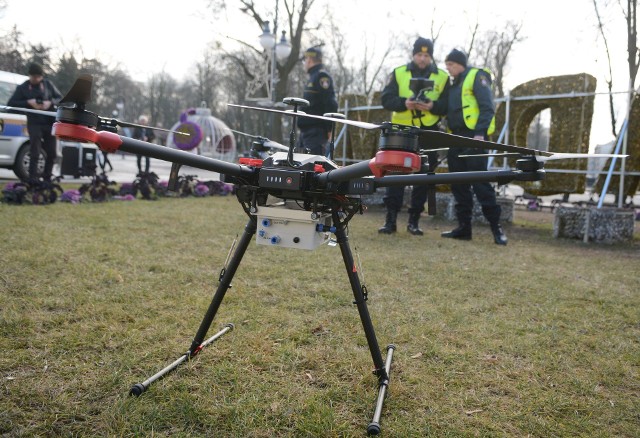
[1,0,631,149]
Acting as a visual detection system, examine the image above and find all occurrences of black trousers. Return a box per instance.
[297,126,328,156]
[27,123,57,180]
[446,131,501,224]
[137,155,150,173]
[383,184,427,215]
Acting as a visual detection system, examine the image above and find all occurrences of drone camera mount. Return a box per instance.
[255,206,332,250]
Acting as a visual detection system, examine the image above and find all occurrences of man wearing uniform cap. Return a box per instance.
[429,48,508,245]
[296,46,338,156]
[377,37,450,236]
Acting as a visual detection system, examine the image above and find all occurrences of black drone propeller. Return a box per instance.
[59,73,93,108]
[230,129,289,151]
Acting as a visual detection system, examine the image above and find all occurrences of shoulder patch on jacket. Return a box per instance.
[479,74,490,88]
[319,77,331,89]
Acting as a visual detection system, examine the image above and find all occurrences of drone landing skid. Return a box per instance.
[130,212,395,435]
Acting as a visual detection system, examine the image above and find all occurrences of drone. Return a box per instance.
[3,74,625,435]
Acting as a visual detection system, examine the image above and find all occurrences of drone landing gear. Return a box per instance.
[129,213,394,435]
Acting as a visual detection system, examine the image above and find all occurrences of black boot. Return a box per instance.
[482,205,507,245]
[490,223,508,245]
[441,223,472,240]
[443,205,473,240]
[378,209,397,234]
[407,212,424,235]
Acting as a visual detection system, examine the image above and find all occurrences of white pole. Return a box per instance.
[618,78,632,207]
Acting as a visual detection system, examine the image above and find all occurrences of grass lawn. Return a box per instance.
[1,196,638,437]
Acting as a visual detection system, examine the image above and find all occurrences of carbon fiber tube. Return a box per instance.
[117,136,256,180]
[315,160,373,185]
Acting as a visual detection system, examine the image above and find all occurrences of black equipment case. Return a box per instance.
[60,142,98,178]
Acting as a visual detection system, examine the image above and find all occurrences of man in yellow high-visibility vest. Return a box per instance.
[378,37,449,236]
[428,48,507,245]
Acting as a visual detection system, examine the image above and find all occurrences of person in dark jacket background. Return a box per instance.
[132,114,155,174]
[429,48,507,245]
[296,47,338,156]
[7,62,62,182]
[378,37,450,236]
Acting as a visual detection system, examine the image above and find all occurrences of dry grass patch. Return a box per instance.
[1,198,638,436]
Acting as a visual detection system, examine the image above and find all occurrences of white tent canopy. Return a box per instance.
[166,104,236,162]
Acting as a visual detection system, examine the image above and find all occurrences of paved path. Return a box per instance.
[0,151,221,184]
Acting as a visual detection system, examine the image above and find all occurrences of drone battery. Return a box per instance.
[254,206,331,250]
[61,143,98,177]
[347,178,375,195]
[258,168,306,190]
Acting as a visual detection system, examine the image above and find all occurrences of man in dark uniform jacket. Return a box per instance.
[378,37,450,236]
[296,47,338,156]
[429,49,507,245]
[7,62,62,181]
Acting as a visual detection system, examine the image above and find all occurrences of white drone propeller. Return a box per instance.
[460,152,628,162]
[536,152,628,162]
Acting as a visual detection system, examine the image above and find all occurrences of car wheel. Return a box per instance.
[14,143,46,180]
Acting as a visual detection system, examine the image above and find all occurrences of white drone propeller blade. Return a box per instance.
[0,105,56,117]
[538,153,629,162]
[227,103,380,130]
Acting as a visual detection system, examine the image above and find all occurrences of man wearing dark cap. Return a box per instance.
[296,46,338,156]
[377,37,450,236]
[429,49,507,245]
[8,62,62,182]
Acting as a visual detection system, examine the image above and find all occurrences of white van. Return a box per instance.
[0,70,46,179]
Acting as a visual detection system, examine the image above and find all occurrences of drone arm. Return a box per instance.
[117,137,254,178]
[52,122,255,179]
[315,160,374,186]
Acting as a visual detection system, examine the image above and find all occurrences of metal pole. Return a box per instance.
[597,118,628,208]
[368,345,395,435]
[129,324,234,396]
[342,99,350,167]
[618,79,632,207]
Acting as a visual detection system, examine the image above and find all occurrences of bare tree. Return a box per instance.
[593,0,620,136]
[465,21,480,59]
[237,0,316,102]
[208,0,317,141]
[326,15,354,98]
[592,0,639,136]
[0,25,26,73]
[623,0,640,88]
[473,21,524,98]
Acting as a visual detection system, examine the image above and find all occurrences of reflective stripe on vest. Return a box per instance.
[392,66,448,127]
[462,68,496,135]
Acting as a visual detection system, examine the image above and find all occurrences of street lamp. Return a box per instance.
[258,21,292,103]
[275,31,291,63]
